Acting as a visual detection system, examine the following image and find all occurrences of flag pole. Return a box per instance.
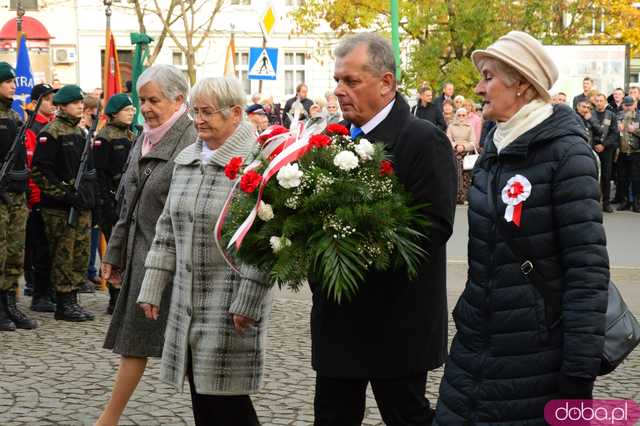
[390,0,401,81]
[103,0,113,100]
[16,0,24,48]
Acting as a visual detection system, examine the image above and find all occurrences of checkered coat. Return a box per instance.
[137,122,273,395]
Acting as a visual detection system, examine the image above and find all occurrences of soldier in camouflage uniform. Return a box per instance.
[31,84,97,322]
[93,93,135,313]
[0,62,38,331]
[617,95,640,212]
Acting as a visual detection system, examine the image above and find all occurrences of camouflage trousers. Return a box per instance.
[41,208,91,293]
[0,192,28,291]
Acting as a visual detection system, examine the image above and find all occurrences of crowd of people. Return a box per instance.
[0,29,619,426]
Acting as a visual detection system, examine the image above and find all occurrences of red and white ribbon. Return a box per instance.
[214,119,327,255]
[501,174,531,227]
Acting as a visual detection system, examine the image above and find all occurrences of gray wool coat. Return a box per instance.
[137,121,273,395]
[103,112,197,357]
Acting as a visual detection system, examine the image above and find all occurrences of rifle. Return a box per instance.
[68,102,102,226]
[0,93,48,203]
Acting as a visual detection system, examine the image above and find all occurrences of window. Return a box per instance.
[284,52,306,97]
[230,0,251,5]
[10,0,38,10]
[235,51,251,95]
[171,50,193,82]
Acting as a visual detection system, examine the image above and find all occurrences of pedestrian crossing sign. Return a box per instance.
[248,47,278,81]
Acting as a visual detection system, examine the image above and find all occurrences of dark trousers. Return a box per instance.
[23,207,51,297]
[314,373,434,426]
[186,355,260,426]
[598,148,615,204]
[618,153,640,201]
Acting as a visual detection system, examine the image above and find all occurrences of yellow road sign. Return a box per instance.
[261,5,276,36]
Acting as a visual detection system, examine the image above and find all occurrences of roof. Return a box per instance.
[0,16,53,40]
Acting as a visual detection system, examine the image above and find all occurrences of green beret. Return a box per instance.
[105,93,133,115]
[0,62,16,82]
[53,84,84,105]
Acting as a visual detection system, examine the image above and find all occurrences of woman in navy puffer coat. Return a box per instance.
[434,31,609,425]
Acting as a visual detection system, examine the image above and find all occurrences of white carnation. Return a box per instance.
[354,138,375,160]
[257,201,274,221]
[277,163,303,189]
[333,150,359,171]
[269,236,291,253]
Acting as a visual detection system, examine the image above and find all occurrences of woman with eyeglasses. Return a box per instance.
[447,107,478,204]
[136,76,272,426]
[96,64,197,426]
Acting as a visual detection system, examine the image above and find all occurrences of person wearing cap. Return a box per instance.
[31,84,98,322]
[246,104,269,133]
[434,31,609,424]
[589,93,620,213]
[615,95,640,212]
[93,93,135,314]
[0,61,38,332]
[23,83,57,313]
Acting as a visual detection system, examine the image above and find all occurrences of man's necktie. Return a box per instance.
[350,126,363,139]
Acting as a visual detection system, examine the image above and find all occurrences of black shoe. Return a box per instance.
[0,291,16,331]
[107,286,120,315]
[31,294,56,312]
[78,281,96,294]
[633,200,640,213]
[617,201,631,211]
[5,292,38,329]
[603,203,614,213]
[55,291,91,322]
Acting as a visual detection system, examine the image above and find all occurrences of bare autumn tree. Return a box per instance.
[130,0,225,85]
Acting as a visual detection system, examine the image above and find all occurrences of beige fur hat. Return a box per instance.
[471,31,558,102]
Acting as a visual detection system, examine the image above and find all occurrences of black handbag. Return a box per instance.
[487,174,640,376]
[498,224,640,376]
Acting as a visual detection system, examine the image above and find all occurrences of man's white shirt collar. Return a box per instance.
[351,99,395,136]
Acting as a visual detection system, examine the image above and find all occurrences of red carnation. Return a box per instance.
[326,123,349,136]
[240,170,262,193]
[224,157,243,180]
[380,160,394,177]
[309,134,331,149]
[258,125,289,145]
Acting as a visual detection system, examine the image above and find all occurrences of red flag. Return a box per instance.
[103,30,122,101]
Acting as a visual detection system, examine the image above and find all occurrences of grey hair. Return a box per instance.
[476,57,541,103]
[334,33,396,77]
[190,77,246,119]
[136,64,189,102]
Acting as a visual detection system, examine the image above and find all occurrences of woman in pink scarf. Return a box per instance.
[96,65,197,426]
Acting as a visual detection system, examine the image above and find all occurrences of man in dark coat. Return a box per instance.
[572,76,593,110]
[410,85,447,131]
[590,93,619,212]
[311,33,457,425]
[282,83,313,128]
[432,82,454,113]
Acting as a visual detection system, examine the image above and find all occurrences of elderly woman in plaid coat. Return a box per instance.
[137,77,272,426]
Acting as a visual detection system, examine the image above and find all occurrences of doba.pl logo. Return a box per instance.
[544,400,640,425]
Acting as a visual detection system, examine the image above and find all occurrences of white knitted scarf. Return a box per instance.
[493,100,553,153]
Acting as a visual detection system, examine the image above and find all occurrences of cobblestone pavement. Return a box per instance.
[1,265,639,425]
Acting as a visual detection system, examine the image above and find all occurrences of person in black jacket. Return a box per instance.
[313,33,457,426]
[410,85,447,131]
[435,31,609,425]
[0,62,38,331]
[282,83,313,128]
[31,85,98,322]
[590,93,619,212]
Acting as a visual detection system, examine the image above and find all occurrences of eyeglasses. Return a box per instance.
[189,106,230,119]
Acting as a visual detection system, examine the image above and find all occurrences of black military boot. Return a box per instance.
[31,274,56,312]
[55,291,90,322]
[5,292,38,329]
[0,291,16,331]
[72,291,95,320]
[107,284,120,315]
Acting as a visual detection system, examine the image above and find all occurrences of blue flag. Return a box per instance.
[12,35,34,120]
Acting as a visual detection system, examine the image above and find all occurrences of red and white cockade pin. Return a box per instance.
[501,174,531,227]
[38,136,47,144]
